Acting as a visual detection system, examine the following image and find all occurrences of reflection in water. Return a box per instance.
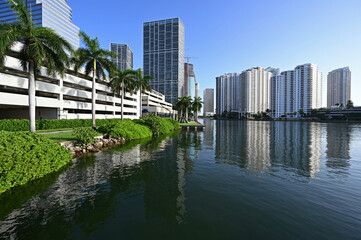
[326,124,351,174]
[1,121,359,240]
[216,121,324,178]
[203,119,215,148]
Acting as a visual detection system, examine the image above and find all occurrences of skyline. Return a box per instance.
[55,0,360,105]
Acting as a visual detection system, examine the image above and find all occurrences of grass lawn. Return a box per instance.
[179,122,199,126]
[42,131,77,143]
[42,131,103,143]
[36,128,73,133]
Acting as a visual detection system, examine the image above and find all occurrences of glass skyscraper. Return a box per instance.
[185,63,196,99]
[110,43,133,71]
[0,0,80,49]
[143,18,184,104]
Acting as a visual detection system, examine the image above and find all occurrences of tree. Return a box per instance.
[73,31,116,129]
[133,69,153,117]
[175,99,184,122]
[298,109,305,117]
[182,96,192,121]
[340,103,344,107]
[335,103,340,107]
[0,0,73,132]
[346,100,354,109]
[108,69,136,120]
[192,97,203,122]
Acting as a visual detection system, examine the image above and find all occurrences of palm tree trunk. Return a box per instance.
[92,60,96,129]
[121,80,124,121]
[195,110,198,122]
[28,60,36,133]
[139,87,142,119]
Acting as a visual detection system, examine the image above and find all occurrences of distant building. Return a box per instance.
[195,83,200,98]
[0,0,80,49]
[143,18,185,104]
[216,67,272,116]
[184,63,196,98]
[271,63,322,118]
[110,43,133,71]
[327,67,351,108]
[203,88,214,117]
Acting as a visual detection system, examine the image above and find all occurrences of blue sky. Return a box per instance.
[69,0,361,106]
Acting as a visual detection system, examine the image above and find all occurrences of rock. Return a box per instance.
[95,141,103,148]
[103,133,110,139]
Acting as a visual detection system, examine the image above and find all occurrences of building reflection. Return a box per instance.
[326,123,351,174]
[215,121,322,178]
[203,118,215,149]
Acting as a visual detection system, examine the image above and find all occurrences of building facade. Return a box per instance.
[142,90,177,118]
[184,63,195,98]
[216,67,272,116]
[327,67,351,108]
[203,88,214,117]
[143,18,185,104]
[110,43,133,71]
[0,43,139,120]
[195,83,200,98]
[0,0,80,49]
[271,63,322,118]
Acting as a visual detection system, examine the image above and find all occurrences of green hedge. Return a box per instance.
[0,131,73,194]
[0,118,126,131]
[0,117,180,133]
[98,119,152,140]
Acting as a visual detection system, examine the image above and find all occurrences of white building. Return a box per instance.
[0,43,140,120]
[195,83,200,98]
[216,67,272,116]
[142,90,177,118]
[203,88,214,117]
[327,67,351,108]
[271,63,322,118]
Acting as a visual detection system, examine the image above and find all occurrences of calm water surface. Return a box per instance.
[1,120,361,239]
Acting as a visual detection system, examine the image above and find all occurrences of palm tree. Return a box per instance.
[0,0,73,132]
[192,97,203,122]
[133,69,153,117]
[73,31,116,129]
[182,96,192,122]
[108,69,136,120]
[175,99,184,122]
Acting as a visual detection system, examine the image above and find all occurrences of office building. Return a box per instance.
[110,43,133,71]
[327,67,351,108]
[143,18,185,104]
[142,90,177,118]
[271,63,322,118]
[0,0,80,49]
[203,88,214,117]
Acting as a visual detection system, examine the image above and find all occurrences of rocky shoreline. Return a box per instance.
[60,134,126,158]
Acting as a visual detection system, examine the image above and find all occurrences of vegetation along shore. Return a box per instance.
[0,114,180,195]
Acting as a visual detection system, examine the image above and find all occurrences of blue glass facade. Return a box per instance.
[0,0,80,49]
[143,18,185,104]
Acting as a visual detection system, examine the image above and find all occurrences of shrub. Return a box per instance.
[73,128,99,146]
[0,119,29,131]
[98,119,152,140]
[138,114,179,135]
[0,131,73,194]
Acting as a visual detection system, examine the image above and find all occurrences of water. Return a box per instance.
[1,120,361,240]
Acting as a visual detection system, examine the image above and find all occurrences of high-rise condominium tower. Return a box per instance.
[0,0,80,49]
[271,63,322,118]
[216,67,272,116]
[110,43,133,71]
[327,67,351,108]
[203,88,214,117]
[143,18,185,104]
